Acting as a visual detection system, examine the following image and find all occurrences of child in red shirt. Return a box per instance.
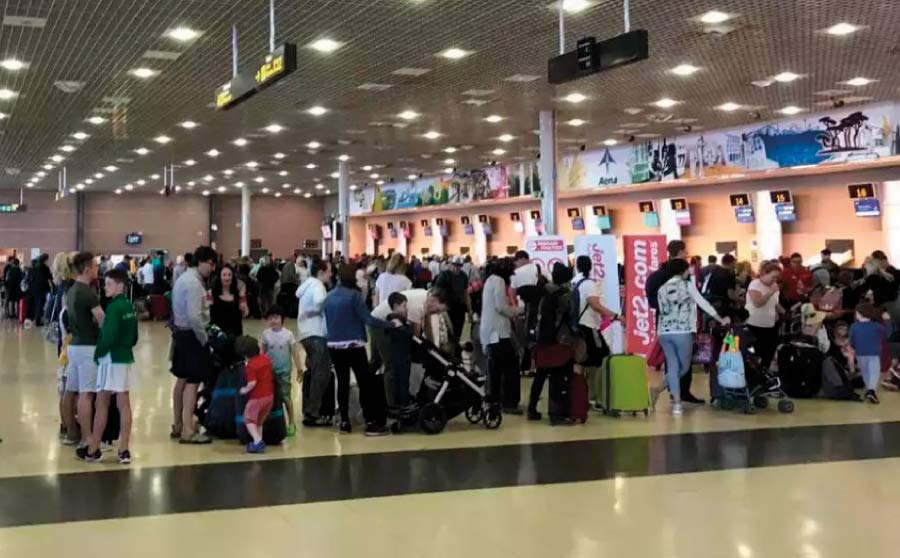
[235,335,275,453]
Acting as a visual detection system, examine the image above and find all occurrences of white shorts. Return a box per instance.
[65,345,97,393]
[97,356,137,393]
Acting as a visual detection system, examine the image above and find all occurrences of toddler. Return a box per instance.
[261,306,301,436]
[849,303,885,404]
[236,335,276,453]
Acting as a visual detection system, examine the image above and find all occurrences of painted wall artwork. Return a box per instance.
[558,102,900,191]
[351,164,514,215]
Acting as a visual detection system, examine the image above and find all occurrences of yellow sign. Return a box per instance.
[215,87,233,109]
[255,54,285,86]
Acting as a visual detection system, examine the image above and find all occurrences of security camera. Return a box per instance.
[681,125,693,133]
[627,135,636,143]
[579,144,586,151]
[749,110,762,120]
[832,98,845,108]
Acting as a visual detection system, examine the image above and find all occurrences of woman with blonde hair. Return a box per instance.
[373,252,411,307]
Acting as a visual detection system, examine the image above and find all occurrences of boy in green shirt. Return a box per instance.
[83,269,139,464]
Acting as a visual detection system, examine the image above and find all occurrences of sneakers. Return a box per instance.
[179,432,212,444]
[672,403,684,416]
[364,424,389,437]
[526,410,543,421]
[339,421,352,434]
[246,441,266,454]
[118,450,132,465]
[865,390,880,404]
[62,437,80,447]
[286,424,297,437]
[75,445,102,462]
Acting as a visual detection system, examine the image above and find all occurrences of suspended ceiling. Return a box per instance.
[0,0,898,197]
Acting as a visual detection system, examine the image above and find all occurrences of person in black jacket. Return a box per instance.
[256,258,279,316]
[28,253,53,326]
[2,258,23,319]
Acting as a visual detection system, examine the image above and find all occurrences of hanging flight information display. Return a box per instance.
[729,192,755,223]
[848,183,880,216]
[770,189,796,222]
[216,43,298,111]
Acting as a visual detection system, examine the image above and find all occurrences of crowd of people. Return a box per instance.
[1,239,899,464]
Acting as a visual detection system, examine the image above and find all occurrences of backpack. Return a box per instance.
[645,267,667,311]
[20,268,30,293]
[536,288,567,344]
[569,277,589,331]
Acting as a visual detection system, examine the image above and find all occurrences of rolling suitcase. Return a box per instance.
[599,354,650,417]
[569,373,589,423]
[149,294,168,321]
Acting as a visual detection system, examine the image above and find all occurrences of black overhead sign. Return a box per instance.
[216,43,298,111]
[549,30,649,85]
[0,203,26,213]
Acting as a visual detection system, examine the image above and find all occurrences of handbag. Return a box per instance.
[692,332,715,365]
[647,339,665,369]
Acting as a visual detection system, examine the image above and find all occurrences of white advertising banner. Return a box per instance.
[524,235,568,278]
[574,234,621,314]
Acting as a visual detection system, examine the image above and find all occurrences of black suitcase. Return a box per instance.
[777,342,823,398]
[302,369,335,419]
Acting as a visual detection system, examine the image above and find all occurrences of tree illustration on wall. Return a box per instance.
[817,112,869,152]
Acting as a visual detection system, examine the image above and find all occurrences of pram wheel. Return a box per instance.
[464,405,484,424]
[777,400,795,414]
[483,406,503,430]
[720,397,736,411]
[390,422,403,434]
[419,403,447,435]
[753,396,769,410]
[743,402,756,414]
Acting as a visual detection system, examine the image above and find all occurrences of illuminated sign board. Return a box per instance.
[769,189,792,205]
[0,203,26,213]
[125,233,142,246]
[729,193,751,207]
[848,183,876,200]
[216,43,297,111]
[215,72,258,111]
[638,200,656,214]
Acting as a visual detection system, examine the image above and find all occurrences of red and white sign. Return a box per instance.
[574,234,620,314]
[623,235,667,357]
[524,235,568,277]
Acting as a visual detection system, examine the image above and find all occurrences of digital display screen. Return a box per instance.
[638,200,656,214]
[729,193,751,207]
[567,207,581,218]
[848,183,876,199]
[0,203,26,213]
[854,198,881,217]
[530,210,541,220]
[770,190,792,204]
[254,43,297,90]
[510,212,521,221]
[215,72,258,111]
[592,205,607,216]
[125,233,142,246]
[460,216,471,225]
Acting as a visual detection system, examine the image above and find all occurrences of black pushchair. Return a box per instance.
[391,333,502,434]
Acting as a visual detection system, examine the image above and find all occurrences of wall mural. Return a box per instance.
[351,164,513,215]
[352,102,900,215]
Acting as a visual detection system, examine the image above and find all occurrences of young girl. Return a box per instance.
[236,335,276,453]
[849,303,886,404]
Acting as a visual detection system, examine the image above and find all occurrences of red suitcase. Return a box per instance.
[18,299,27,324]
[569,373,589,423]
[149,295,169,321]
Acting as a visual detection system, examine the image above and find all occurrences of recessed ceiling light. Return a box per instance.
[202,189,210,196]
[130,68,158,79]
[423,130,442,139]
[670,64,700,76]
[439,48,471,60]
[498,134,515,142]
[166,27,201,42]
[232,138,248,146]
[274,192,282,198]
[85,178,94,185]
[245,161,259,168]
[717,102,741,111]
[278,170,288,176]
[223,169,234,176]
[826,22,860,36]
[484,115,504,123]
[71,131,90,140]
[134,147,150,155]
[492,148,506,155]
[338,154,350,162]
[293,188,302,194]
[779,105,803,115]
[281,183,291,189]
[603,139,618,146]
[254,176,265,183]
[654,98,679,108]
[154,135,172,144]
[444,147,458,154]
[774,71,800,83]
[407,174,418,180]
[114,188,122,194]
[699,10,731,24]
[180,120,198,129]
[42,165,53,171]
[369,173,380,179]
[59,145,76,152]
[559,0,592,14]
[203,174,214,181]
[36,171,47,177]
[0,111,7,119]
[87,116,106,125]
[125,184,134,191]
[0,58,27,71]
[443,158,456,165]
[315,183,324,190]
[564,92,586,103]
[0,88,19,100]
[567,119,586,127]
[273,152,286,159]
[217,186,227,193]
[206,149,220,157]
[845,77,874,86]
[51,155,65,163]
[183,159,196,166]
[150,174,160,180]
[308,38,343,53]
[75,183,85,190]
[397,110,420,120]
[307,141,321,149]
[136,179,145,185]
[94,172,105,179]
[305,163,317,169]
[265,123,284,133]
[104,165,118,172]
[443,167,454,174]
[304,192,312,198]
[362,165,373,171]
[234,181,245,188]
[330,172,340,178]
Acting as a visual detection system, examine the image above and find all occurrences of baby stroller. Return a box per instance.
[392,333,502,434]
[712,326,794,414]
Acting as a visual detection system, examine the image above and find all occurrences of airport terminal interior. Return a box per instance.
[4,0,900,556]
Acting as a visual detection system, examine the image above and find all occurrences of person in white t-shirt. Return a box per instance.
[745,261,783,371]
[574,256,621,402]
[510,251,539,291]
[428,257,441,282]
[374,253,412,307]
[138,259,155,291]
[510,251,542,374]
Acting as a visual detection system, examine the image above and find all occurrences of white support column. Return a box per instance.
[658,198,682,242]
[518,163,526,197]
[473,216,488,264]
[882,181,900,265]
[430,217,445,257]
[338,161,350,257]
[365,224,376,256]
[755,190,783,261]
[240,186,251,257]
[396,222,409,257]
[538,110,558,235]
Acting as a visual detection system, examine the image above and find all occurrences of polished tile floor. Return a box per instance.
[0,320,898,556]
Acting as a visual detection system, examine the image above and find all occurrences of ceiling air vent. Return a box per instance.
[2,15,47,28]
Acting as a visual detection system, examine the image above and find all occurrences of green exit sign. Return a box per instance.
[0,203,26,213]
